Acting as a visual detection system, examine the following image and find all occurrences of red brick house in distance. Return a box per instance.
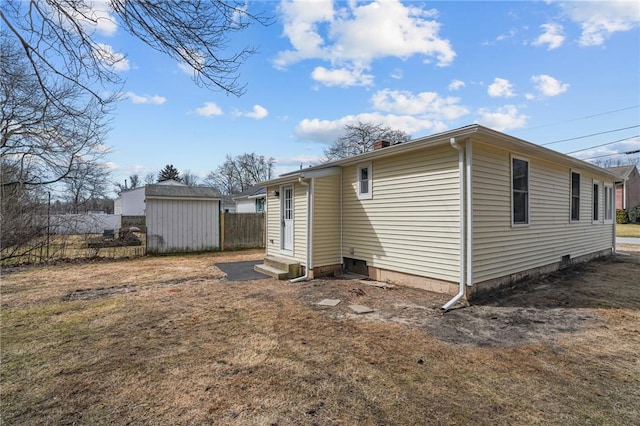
[607,165,640,210]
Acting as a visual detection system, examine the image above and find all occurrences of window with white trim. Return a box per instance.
[592,180,600,222]
[511,156,529,225]
[571,171,580,221]
[604,184,613,222]
[357,162,372,200]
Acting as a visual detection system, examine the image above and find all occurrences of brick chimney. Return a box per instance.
[373,140,391,150]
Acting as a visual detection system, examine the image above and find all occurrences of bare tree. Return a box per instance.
[114,174,140,195]
[205,153,274,195]
[144,172,156,185]
[181,170,200,187]
[1,35,111,189]
[64,160,110,213]
[324,122,411,161]
[1,0,270,101]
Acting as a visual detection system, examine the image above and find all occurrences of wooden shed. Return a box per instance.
[145,184,220,254]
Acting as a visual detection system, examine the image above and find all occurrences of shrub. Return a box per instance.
[616,209,629,224]
[628,204,640,224]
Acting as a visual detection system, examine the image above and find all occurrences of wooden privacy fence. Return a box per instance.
[222,213,265,250]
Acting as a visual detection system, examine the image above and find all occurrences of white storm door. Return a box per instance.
[282,185,293,252]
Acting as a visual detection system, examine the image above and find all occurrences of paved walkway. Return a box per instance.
[214,260,265,281]
[617,237,640,245]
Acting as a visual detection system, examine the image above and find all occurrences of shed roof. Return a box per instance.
[145,184,220,200]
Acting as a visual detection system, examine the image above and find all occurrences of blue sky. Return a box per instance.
[93,0,640,188]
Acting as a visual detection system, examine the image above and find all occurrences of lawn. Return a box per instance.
[2,249,639,425]
[616,223,640,238]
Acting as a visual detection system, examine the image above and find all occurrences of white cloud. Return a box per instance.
[570,137,640,162]
[275,0,455,87]
[531,74,569,97]
[487,78,516,98]
[448,79,465,91]
[560,1,640,46]
[371,89,469,121]
[311,66,374,87]
[63,0,117,37]
[245,105,269,120]
[195,102,223,116]
[177,49,206,75]
[532,23,565,50]
[390,68,404,80]
[95,43,129,72]
[125,92,166,105]
[477,105,528,131]
[295,112,448,144]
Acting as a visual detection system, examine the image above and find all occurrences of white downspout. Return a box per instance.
[290,176,312,283]
[466,140,473,292]
[442,138,466,311]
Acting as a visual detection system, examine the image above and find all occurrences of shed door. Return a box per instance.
[281,185,293,252]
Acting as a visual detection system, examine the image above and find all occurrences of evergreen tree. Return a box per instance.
[158,165,181,182]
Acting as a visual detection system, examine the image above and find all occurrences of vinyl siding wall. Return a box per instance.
[265,187,280,257]
[312,174,341,267]
[146,198,219,254]
[472,142,615,283]
[342,146,461,282]
[265,182,308,265]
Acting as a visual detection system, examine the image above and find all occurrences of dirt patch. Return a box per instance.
[298,253,638,347]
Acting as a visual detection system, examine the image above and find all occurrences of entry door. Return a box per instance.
[282,185,293,252]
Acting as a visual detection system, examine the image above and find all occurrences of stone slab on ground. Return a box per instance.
[349,304,374,314]
[318,299,342,307]
[362,280,395,289]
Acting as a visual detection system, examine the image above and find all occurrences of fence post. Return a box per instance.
[220,212,225,251]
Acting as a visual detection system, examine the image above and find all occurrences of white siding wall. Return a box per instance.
[117,187,146,216]
[146,198,219,254]
[472,142,615,283]
[342,146,461,282]
[313,174,341,267]
[235,199,255,214]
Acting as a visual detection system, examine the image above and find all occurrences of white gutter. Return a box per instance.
[290,176,312,283]
[442,138,466,311]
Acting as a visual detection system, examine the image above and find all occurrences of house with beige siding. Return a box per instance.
[255,125,617,309]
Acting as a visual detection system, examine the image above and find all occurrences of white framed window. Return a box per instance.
[592,180,600,223]
[511,155,529,226]
[357,162,372,200]
[604,183,614,223]
[570,171,580,221]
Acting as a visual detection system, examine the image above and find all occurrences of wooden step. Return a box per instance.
[254,263,289,280]
[263,256,300,278]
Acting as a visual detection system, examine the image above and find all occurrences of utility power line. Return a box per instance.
[564,135,640,154]
[581,149,640,161]
[514,105,640,134]
[542,125,640,146]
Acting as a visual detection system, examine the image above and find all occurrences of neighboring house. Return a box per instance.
[606,165,640,210]
[145,184,220,254]
[233,186,267,213]
[256,125,617,308]
[220,195,237,213]
[114,179,185,216]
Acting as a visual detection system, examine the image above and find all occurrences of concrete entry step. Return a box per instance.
[262,256,301,279]
[253,263,289,280]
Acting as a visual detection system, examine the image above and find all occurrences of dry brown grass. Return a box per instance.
[2,249,639,425]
